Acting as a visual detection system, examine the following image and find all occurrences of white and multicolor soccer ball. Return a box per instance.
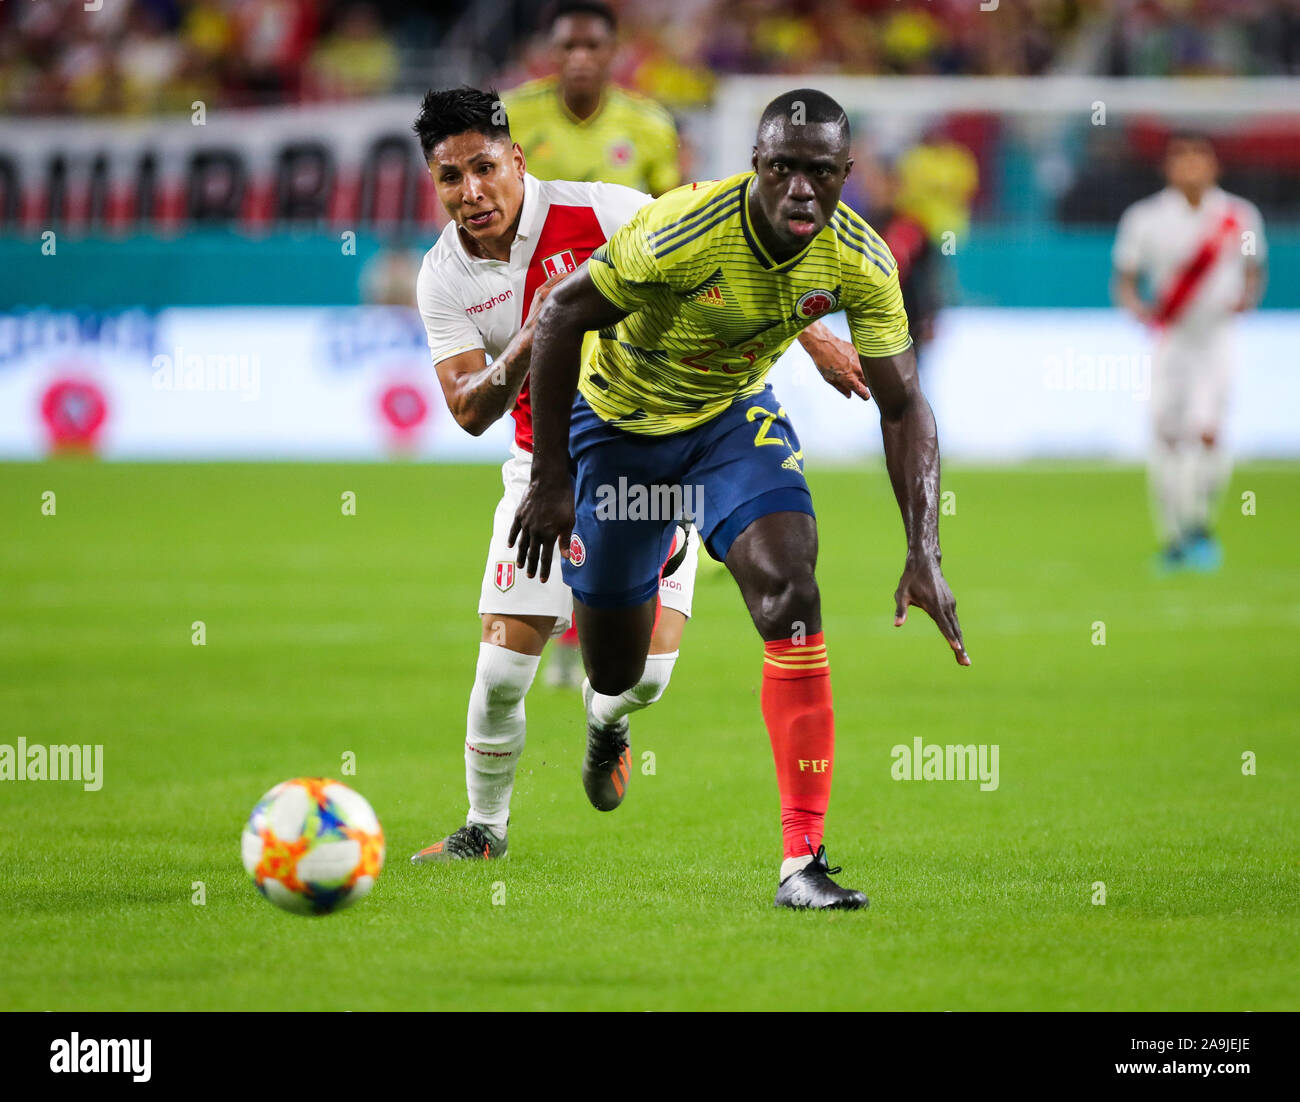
[241,778,385,915]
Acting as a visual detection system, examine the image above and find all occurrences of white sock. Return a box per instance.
[590,651,679,727]
[1149,438,1196,545]
[780,854,815,881]
[1190,441,1230,533]
[464,643,540,836]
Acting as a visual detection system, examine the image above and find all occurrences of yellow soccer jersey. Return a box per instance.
[583,171,914,435]
[504,77,680,196]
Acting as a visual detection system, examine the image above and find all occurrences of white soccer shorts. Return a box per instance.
[1150,324,1235,441]
[477,447,699,634]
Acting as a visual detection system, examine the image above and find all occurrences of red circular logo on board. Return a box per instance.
[568,534,586,567]
[796,288,837,319]
[379,384,429,431]
[40,377,108,450]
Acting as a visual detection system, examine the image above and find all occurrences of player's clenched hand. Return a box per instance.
[799,323,870,401]
[508,477,574,583]
[894,553,970,666]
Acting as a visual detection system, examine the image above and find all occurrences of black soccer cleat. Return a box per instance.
[774,844,869,910]
[581,679,632,811]
[410,823,506,863]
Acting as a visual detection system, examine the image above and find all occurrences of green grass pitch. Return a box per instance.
[1,459,1296,1011]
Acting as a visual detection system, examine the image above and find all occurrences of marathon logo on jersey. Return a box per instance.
[493,560,516,592]
[466,289,513,316]
[794,287,839,320]
[567,534,586,567]
[541,251,578,280]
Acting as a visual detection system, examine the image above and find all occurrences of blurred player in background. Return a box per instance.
[1112,132,1267,573]
[894,127,979,248]
[506,0,682,688]
[504,0,680,197]
[511,89,968,909]
[860,154,942,362]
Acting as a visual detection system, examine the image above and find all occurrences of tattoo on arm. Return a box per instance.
[435,325,538,436]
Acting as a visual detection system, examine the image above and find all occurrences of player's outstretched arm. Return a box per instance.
[797,322,870,400]
[1111,268,1150,325]
[434,272,570,436]
[508,265,629,582]
[860,344,970,667]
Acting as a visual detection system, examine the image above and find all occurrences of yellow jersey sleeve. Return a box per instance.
[587,210,671,313]
[844,267,913,358]
[833,204,914,358]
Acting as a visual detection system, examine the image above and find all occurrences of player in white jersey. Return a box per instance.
[406,87,867,859]
[1112,131,1267,573]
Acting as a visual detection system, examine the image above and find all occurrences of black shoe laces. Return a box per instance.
[809,843,841,876]
[447,824,492,857]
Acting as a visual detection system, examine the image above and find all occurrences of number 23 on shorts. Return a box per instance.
[747,404,802,460]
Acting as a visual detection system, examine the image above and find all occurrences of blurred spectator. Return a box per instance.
[119,4,188,114]
[361,244,421,306]
[225,0,318,103]
[9,0,1300,117]
[57,25,116,115]
[309,4,399,100]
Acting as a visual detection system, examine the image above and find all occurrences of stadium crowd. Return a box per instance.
[6,0,1300,116]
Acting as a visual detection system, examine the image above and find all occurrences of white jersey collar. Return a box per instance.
[1163,185,1227,213]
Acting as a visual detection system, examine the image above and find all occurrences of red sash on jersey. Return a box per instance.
[1151,208,1240,328]
[514,204,606,451]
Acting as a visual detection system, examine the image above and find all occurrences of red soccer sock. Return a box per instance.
[761,632,834,860]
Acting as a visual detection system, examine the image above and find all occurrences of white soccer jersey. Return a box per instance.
[416,173,651,451]
[1112,186,1266,334]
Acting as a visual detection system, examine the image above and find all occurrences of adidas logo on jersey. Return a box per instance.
[689,268,729,307]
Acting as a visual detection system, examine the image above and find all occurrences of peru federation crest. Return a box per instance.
[541,250,578,279]
[494,560,516,592]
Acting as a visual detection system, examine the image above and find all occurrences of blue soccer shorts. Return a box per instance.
[561,384,814,609]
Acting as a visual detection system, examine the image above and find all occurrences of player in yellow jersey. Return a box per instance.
[507,5,860,687]
[511,89,969,910]
[504,0,680,197]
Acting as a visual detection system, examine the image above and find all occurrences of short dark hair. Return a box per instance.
[1166,129,1216,153]
[545,0,617,32]
[757,88,850,145]
[412,86,510,160]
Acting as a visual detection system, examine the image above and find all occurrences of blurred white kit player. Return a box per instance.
[1112,132,1266,572]
[414,165,698,858]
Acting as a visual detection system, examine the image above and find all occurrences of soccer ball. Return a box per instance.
[241,777,384,915]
